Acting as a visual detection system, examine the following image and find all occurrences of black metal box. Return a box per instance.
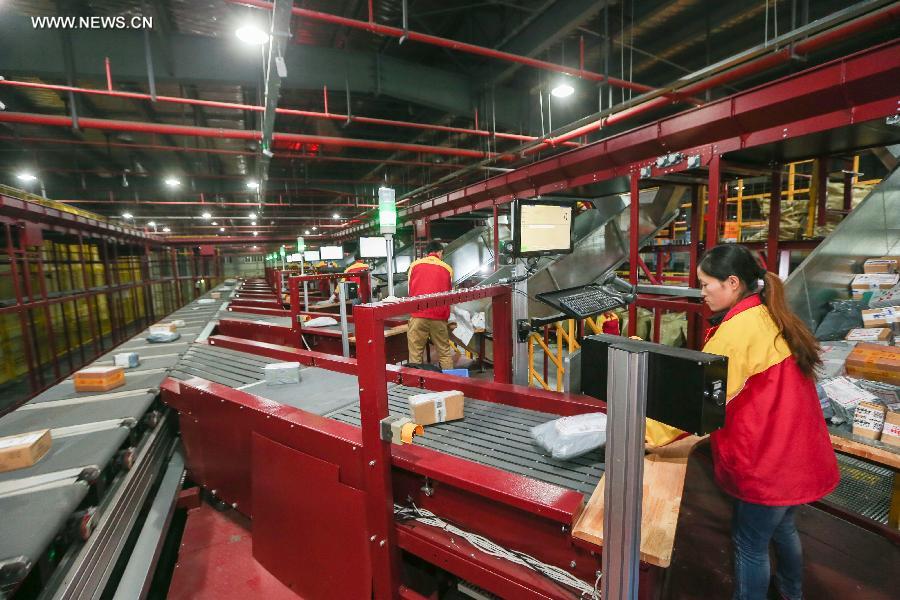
[581,334,728,435]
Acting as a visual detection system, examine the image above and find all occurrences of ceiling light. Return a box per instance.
[252,245,257,249]
[304,229,310,235]
[312,226,317,231]
[122,212,133,219]
[253,231,259,236]
[201,212,212,219]
[551,83,574,98]
[220,227,225,232]
[147,221,156,227]
[16,171,37,182]
[236,25,269,45]
[164,177,180,187]
[211,221,218,226]
[162,227,171,233]
[251,220,257,226]
[332,213,340,219]
[246,179,259,190]
[248,212,256,219]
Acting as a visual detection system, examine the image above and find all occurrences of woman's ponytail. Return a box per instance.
[760,271,821,378]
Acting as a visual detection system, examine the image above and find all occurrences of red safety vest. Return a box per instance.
[703,294,839,506]
[408,253,453,320]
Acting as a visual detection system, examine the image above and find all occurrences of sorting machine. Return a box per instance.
[218,272,410,363]
[0,284,235,598]
[162,286,899,599]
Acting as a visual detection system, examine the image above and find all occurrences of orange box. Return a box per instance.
[845,343,900,386]
[0,429,52,473]
[73,366,125,392]
[863,256,900,274]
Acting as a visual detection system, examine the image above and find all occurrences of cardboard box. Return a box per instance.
[0,429,52,473]
[845,343,900,385]
[852,401,886,440]
[408,390,465,426]
[73,366,125,392]
[264,362,301,385]
[863,256,900,274]
[861,306,899,329]
[851,273,899,299]
[210,292,221,299]
[845,327,893,344]
[114,352,140,368]
[149,323,177,335]
[881,409,900,448]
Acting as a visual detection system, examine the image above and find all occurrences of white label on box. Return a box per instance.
[821,377,878,409]
[434,398,446,422]
[853,404,886,432]
[0,431,42,450]
[846,328,889,341]
[883,422,900,437]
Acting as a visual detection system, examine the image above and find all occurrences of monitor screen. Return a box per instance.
[287,253,302,263]
[513,199,575,257]
[320,245,343,260]
[359,236,388,258]
[303,250,321,262]
[394,255,411,272]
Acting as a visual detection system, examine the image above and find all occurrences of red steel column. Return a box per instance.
[491,288,513,384]
[706,154,721,249]
[628,172,640,337]
[492,206,500,272]
[354,305,401,600]
[768,168,783,272]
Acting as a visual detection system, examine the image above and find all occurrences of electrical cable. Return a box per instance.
[394,503,601,598]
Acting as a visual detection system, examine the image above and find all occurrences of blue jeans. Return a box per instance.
[732,500,803,600]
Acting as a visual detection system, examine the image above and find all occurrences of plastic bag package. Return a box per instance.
[819,376,878,424]
[815,341,858,379]
[868,283,900,309]
[146,332,182,343]
[530,412,607,460]
[814,299,864,341]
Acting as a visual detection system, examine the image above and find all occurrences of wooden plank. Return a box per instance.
[572,435,701,568]
[830,433,900,470]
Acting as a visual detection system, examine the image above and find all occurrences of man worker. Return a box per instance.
[328,253,369,304]
[406,241,454,370]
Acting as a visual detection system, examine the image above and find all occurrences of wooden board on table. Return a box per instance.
[572,434,702,568]
[830,433,900,470]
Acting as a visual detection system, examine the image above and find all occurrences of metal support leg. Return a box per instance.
[385,233,395,297]
[602,346,648,600]
[511,261,529,385]
[338,282,350,358]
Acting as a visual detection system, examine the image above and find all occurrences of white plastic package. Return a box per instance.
[530,412,607,460]
[304,316,339,327]
[146,332,181,343]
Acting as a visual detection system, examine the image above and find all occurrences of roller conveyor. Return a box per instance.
[0,283,235,597]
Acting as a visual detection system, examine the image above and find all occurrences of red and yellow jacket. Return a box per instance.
[341,261,368,286]
[703,294,839,506]
[408,253,453,320]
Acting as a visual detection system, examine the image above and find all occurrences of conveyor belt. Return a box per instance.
[827,454,894,524]
[223,310,292,328]
[328,384,604,496]
[0,284,233,595]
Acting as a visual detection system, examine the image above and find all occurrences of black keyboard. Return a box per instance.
[557,288,625,319]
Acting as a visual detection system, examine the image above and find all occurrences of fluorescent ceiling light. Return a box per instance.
[246,179,259,189]
[332,213,340,219]
[211,221,218,226]
[16,171,37,182]
[304,229,310,235]
[551,83,574,98]
[147,221,156,227]
[164,177,180,187]
[201,212,212,219]
[252,231,259,236]
[236,25,269,45]
[220,227,225,232]
[162,227,171,232]
[122,212,133,219]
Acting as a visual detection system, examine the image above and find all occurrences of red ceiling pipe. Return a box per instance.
[0,80,574,147]
[229,0,656,94]
[527,1,900,152]
[0,112,501,159]
[54,200,378,207]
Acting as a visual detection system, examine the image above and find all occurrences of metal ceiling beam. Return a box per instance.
[0,15,524,128]
[257,0,294,197]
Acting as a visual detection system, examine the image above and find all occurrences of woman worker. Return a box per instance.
[697,244,839,600]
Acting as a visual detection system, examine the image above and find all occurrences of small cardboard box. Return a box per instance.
[880,409,900,448]
[149,323,177,335]
[210,292,221,299]
[845,327,893,344]
[861,306,899,329]
[264,362,301,385]
[852,401,886,440]
[0,429,52,473]
[409,390,465,426]
[863,256,900,274]
[74,366,125,392]
[845,343,900,385]
[114,352,140,368]
[851,273,899,299]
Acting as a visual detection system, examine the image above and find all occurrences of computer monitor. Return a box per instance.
[320,245,343,260]
[359,236,388,258]
[394,255,411,273]
[512,198,575,257]
[303,250,321,262]
[287,253,302,263]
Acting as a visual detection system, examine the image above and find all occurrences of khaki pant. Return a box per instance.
[407,317,454,370]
